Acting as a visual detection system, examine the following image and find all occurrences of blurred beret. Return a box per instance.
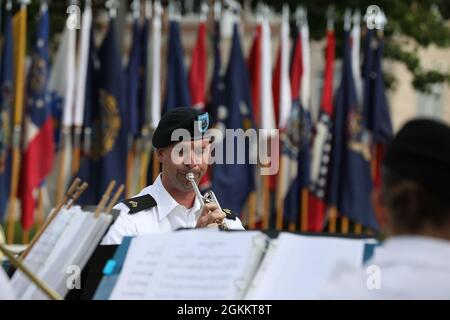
[383,119,450,201]
[152,107,211,149]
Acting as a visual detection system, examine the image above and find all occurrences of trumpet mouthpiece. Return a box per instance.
[186,172,195,181]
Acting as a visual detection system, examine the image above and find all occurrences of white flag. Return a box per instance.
[278,6,292,130]
[300,13,311,113]
[48,21,76,128]
[149,1,162,130]
[73,3,92,127]
[260,17,275,134]
[351,10,363,108]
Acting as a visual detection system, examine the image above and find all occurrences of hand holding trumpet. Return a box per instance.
[195,202,226,228]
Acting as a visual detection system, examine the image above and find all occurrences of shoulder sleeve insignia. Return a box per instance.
[223,208,236,220]
[121,194,157,214]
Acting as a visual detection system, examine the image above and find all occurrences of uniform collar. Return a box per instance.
[150,174,202,221]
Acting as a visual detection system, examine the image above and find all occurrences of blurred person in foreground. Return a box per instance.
[321,119,450,299]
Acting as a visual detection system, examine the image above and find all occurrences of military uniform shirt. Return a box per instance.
[101,175,245,245]
[320,236,450,299]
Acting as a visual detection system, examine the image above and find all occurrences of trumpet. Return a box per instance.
[186,172,228,230]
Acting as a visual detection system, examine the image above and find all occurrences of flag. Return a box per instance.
[126,19,142,138]
[270,8,292,193]
[81,27,99,145]
[327,30,377,230]
[363,30,393,187]
[73,2,92,128]
[78,20,127,205]
[189,21,207,110]
[138,18,150,134]
[47,16,77,206]
[19,5,54,230]
[260,18,276,133]
[0,8,13,221]
[351,11,363,108]
[289,25,303,101]
[48,22,76,147]
[163,20,191,113]
[248,24,262,127]
[148,5,162,130]
[189,20,210,190]
[207,20,222,124]
[309,29,336,231]
[277,9,292,130]
[248,16,276,224]
[282,17,312,228]
[211,24,255,215]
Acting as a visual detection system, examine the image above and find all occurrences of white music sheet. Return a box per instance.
[110,230,264,300]
[246,233,367,299]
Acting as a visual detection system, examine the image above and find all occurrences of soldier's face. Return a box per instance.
[158,139,211,192]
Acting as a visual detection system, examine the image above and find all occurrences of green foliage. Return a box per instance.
[263,0,450,92]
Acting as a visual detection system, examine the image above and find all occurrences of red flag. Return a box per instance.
[189,21,207,109]
[247,25,262,128]
[308,30,335,232]
[290,31,303,101]
[19,7,55,230]
[188,21,210,190]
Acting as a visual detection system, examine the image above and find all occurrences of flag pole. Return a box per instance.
[341,216,350,234]
[139,132,151,189]
[328,206,337,233]
[300,188,308,232]
[71,126,82,176]
[126,140,136,197]
[152,149,160,181]
[55,128,70,205]
[275,158,285,231]
[247,191,257,229]
[6,1,28,244]
[36,187,45,231]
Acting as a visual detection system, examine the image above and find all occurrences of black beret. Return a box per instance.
[383,119,450,202]
[152,107,211,148]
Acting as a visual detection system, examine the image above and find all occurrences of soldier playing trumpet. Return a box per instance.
[102,108,244,245]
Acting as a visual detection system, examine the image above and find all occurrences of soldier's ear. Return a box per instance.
[156,148,164,162]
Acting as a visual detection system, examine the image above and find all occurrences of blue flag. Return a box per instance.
[78,20,127,204]
[82,27,98,133]
[207,20,222,124]
[0,9,13,221]
[138,18,149,134]
[126,19,142,138]
[211,24,255,215]
[163,20,191,113]
[368,33,393,144]
[283,100,312,226]
[327,31,378,230]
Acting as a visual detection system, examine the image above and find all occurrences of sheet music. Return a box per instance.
[110,230,265,300]
[147,231,262,300]
[11,209,76,297]
[20,209,89,299]
[10,207,113,300]
[110,233,170,300]
[0,264,16,300]
[246,233,367,299]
